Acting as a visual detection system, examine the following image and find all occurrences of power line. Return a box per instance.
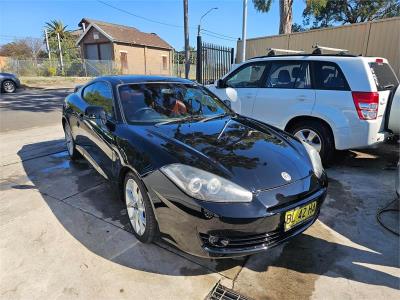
[96,0,187,29]
[0,34,42,39]
[96,0,237,39]
[202,32,237,42]
[201,29,237,40]
[96,0,239,45]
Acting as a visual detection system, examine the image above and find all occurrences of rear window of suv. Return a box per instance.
[369,62,399,91]
[313,61,349,90]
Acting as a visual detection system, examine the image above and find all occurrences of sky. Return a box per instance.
[0,0,307,50]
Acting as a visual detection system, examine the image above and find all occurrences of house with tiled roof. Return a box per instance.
[76,18,173,75]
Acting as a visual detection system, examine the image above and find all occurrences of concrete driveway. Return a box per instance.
[0,94,399,299]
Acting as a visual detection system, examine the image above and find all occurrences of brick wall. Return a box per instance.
[113,43,171,75]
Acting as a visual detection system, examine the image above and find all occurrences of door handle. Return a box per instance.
[297,96,307,101]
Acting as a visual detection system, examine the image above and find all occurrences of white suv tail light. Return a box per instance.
[352,92,379,120]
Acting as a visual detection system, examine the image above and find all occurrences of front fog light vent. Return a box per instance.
[202,208,215,219]
[208,235,229,247]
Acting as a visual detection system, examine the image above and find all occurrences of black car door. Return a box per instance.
[80,81,117,180]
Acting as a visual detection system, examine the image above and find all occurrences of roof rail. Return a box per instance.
[312,43,349,55]
[267,48,304,56]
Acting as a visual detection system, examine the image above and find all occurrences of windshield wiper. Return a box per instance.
[155,115,202,126]
[200,113,231,123]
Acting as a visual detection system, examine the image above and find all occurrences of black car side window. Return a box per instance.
[83,82,114,118]
[225,63,266,88]
[313,61,349,90]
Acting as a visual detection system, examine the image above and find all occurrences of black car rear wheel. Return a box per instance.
[2,80,16,93]
[124,171,159,243]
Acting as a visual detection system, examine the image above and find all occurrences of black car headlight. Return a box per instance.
[160,164,252,202]
[302,142,324,178]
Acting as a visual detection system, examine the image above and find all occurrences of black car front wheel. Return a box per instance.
[124,171,159,243]
[63,122,81,160]
[2,80,16,93]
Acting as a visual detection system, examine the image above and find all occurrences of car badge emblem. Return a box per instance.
[281,172,291,182]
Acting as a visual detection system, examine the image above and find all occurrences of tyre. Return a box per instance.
[124,171,159,243]
[289,120,334,165]
[2,80,16,93]
[63,122,81,160]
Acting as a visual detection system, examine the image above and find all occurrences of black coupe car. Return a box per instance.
[62,75,327,258]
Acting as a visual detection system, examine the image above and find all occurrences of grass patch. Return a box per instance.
[20,76,93,89]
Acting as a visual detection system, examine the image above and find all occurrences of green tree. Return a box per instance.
[253,0,293,34]
[44,20,80,61]
[45,20,68,39]
[303,0,400,28]
[0,38,46,59]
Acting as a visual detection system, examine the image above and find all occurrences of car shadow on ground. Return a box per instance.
[15,139,244,277]
[0,89,70,112]
[15,139,399,286]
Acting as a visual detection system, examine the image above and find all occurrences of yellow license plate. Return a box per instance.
[284,201,317,231]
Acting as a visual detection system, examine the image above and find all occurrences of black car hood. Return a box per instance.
[145,116,312,192]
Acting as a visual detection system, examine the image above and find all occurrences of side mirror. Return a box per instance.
[85,105,106,123]
[206,79,215,85]
[74,85,83,93]
[216,79,226,89]
[223,100,231,108]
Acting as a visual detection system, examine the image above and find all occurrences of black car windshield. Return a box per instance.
[118,83,231,124]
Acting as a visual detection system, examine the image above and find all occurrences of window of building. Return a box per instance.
[162,56,168,71]
[120,52,128,71]
[85,44,99,60]
[99,43,112,60]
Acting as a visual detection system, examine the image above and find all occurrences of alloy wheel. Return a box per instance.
[294,129,322,152]
[3,81,15,93]
[64,124,74,156]
[125,178,146,236]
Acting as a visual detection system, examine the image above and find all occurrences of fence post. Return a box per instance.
[196,35,202,84]
[230,48,235,65]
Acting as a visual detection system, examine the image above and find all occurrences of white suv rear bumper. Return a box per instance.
[334,122,389,150]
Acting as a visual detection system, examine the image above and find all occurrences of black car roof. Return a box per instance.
[96,75,194,85]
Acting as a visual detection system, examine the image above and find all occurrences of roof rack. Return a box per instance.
[312,43,349,55]
[267,48,304,56]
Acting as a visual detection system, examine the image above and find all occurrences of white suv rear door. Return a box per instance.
[251,61,315,129]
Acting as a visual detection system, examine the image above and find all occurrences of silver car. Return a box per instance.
[0,73,20,93]
[388,86,400,135]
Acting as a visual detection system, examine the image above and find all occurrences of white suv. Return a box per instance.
[207,55,399,163]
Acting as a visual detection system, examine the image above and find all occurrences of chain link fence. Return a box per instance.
[172,50,197,80]
[0,58,122,77]
[1,52,198,79]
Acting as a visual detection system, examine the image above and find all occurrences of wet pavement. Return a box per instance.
[0,124,399,299]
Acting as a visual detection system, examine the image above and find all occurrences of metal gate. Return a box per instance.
[196,36,234,84]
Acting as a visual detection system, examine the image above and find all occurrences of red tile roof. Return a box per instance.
[79,18,173,50]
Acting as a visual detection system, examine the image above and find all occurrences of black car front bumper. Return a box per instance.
[143,170,327,258]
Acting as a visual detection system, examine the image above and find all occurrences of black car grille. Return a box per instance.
[199,218,314,252]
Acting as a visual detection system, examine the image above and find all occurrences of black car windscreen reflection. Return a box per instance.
[118,83,231,124]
